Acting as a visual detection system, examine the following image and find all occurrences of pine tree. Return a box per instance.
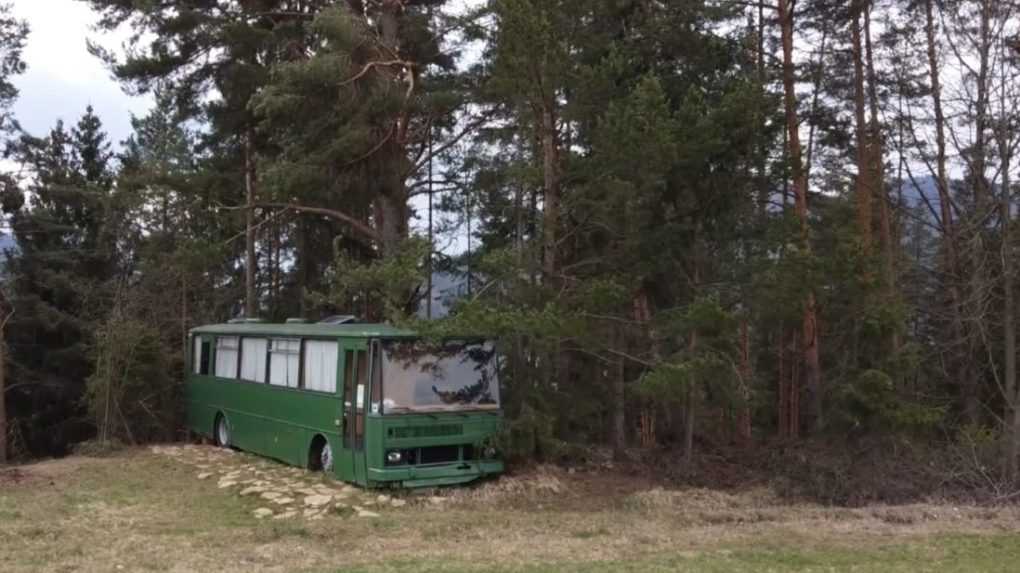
[0,0,27,463]
[4,108,117,456]
[84,0,331,317]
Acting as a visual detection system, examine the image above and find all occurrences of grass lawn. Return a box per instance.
[1,447,1019,572]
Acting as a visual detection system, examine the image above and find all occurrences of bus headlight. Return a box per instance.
[386,450,403,464]
[484,446,498,459]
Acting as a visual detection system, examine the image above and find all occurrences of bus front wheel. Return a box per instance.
[309,435,333,472]
[214,414,231,448]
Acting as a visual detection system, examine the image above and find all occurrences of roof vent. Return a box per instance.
[243,318,266,323]
[318,314,358,325]
[285,318,310,324]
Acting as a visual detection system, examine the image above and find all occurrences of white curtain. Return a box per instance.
[303,340,338,393]
[240,338,268,382]
[269,339,300,388]
[214,336,239,379]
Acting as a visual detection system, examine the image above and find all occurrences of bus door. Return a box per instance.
[338,339,369,484]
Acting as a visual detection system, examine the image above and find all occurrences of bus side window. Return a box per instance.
[199,340,211,376]
[214,336,240,379]
[343,350,355,448]
[303,340,339,393]
[355,350,368,448]
[370,343,381,414]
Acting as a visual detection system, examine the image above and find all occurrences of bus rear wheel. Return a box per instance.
[214,414,231,448]
[309,436,333,472]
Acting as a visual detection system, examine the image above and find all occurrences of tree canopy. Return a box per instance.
[1,0,1020,494]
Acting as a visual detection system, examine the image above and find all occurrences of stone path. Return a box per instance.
[151,444,420,521]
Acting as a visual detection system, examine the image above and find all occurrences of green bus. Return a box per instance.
[185,319,504,488]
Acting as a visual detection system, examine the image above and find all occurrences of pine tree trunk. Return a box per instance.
[778,327,787,439]
[633,287,659,449]
[778,0,823,433]
[0,319,7,464]
[611,329,626,460]
[851,3,872,249]
[297,218,309,317]
[755,0,768,213]
[541,101,560,280]
[972,2,991,213]
[996,41,1017,481]
[803,22,829,189]
[684,382,695,465]
[181,275,188,362]
[1002,146,1016,482]
[925,0,954,249]
[925,0,972,421]
[377,191,407,257]
[790,329,801,439]
[962,2,993,425]
[244,129,258,318]
[376,0,410,259]
[684,330,698,464]
[274,217,282,313]
[736,318,753,446]
[863,3,897,350]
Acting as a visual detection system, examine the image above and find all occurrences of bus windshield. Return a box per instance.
[380,340,500,413]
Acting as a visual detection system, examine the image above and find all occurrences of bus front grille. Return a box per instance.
[389,424,463,439]
[418,445,461,465]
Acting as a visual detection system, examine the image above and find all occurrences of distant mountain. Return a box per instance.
[898,175,941,219]
[418,269,471,320]
[0,234,16,273]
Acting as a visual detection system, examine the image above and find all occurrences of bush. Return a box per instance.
[86,311,181,446]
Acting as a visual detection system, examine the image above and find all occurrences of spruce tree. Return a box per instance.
[4,109,117,456]
[0,1,27,463]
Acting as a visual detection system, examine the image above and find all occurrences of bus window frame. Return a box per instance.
[191,335,213,376]
[342,348,355,448]
[204,334,343,397]
[213,335,241,380]
[300,338,342,395]
[266,337,301,388]
[354,347,368,450]
[370,340,382,415]
[238,336,270,384]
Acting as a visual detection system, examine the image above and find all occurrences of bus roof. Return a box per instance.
[190,322,416,339]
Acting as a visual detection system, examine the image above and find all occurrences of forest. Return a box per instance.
[1,0,1019,503]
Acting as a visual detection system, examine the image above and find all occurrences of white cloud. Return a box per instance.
[10,0,152,145]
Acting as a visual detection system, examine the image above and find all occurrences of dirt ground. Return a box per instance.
[2,445,1020,572]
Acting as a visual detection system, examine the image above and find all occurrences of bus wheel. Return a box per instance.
[214,414,231,448]
[309,435,333,472]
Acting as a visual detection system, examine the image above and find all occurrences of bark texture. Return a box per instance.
[778,0,823,433]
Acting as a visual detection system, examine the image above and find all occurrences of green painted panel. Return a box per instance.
[185,376,342,469]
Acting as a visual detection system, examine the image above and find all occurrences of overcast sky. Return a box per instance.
[11,0,152,146]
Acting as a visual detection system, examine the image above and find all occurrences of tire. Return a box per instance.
[309,436,333,472]
[214,414,231,448]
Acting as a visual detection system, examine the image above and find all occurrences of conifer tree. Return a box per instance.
[5,108,117,456]
[0,1,27,463]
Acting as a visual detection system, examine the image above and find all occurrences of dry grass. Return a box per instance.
[1,447,1020,572]
[441,464,566,505]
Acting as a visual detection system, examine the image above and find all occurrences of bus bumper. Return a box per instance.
[367,460,504,488]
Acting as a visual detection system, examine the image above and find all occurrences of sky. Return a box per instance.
[10,0,152,146]
[5,0,473,252]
